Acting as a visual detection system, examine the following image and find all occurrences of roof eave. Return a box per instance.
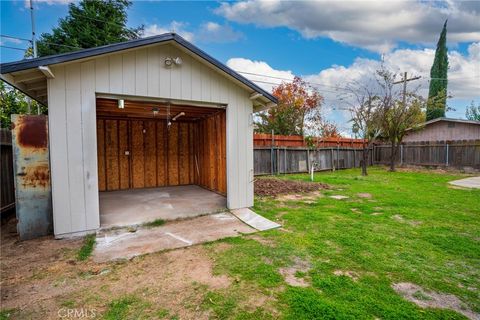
[0,33,277,105]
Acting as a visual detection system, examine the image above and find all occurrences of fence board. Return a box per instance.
[374,140,480,169]
[253,147,372,175]
[1,129,15,213]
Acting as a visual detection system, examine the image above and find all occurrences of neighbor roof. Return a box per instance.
[406,117,480,131]
[0,33,277,104]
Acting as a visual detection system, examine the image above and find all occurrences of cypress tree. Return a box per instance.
[427,20,449,121]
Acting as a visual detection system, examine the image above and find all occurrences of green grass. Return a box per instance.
[206,167,480,319]
[143,218,166,228]
[0,309,15,320]
[77,233,96,261]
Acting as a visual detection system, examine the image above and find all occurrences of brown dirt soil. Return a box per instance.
[254,178,329,197]
[333,270,359,281]
[278,257,311,287]
[392,282,479,320]
[0,219,257,320]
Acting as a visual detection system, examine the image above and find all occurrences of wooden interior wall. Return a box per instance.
[96,111,226,194]
[97,119,195,192]
[196,111,226,194]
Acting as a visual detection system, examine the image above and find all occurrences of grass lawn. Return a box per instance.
[204,167,480,319]
[1,167,478,319]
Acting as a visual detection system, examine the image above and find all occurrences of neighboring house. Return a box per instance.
[404,118,480,142]
[0,33,277,238]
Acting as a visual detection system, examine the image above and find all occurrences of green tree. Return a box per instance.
[35,0,143,57]
[0,81,47,128]
[465,101,480,121]
[426,20,449,121]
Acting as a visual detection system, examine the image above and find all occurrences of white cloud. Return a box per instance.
[144,21,243,44]
[197,22,244,43]
[144,21,195,42]
[226,57,295,92]
[24,0,73,7]
[216,0,480,53]
[0,37,23,45]
[227,43,480,130]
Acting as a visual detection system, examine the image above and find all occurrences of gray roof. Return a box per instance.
[406,117,480,131]
[0,33,277,104]
[422,117,480,126]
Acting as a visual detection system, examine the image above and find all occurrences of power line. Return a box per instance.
[0,34,31,43]
[0,45,27,51]
[1,34,83,50]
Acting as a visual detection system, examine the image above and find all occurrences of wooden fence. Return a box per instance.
[373,140,480,169]
[254,133,367,148]
[254,146,373,175]
[1,129,15,213]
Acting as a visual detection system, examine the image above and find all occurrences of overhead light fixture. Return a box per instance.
[164,57,182,67]
[172,112,185,121]
[118,99,125,109]
[152,107,159,116]
[173,57,182,65]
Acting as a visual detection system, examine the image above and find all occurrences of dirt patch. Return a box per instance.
[357,193,373,199]
[254,178,329,197]
[330,195,349,200]
[392,214,405,221]
[278,257,311,287]
[277,191,323,202]
[333,270,359,281]
[391,214,422,226]
[0,220,232,319]
[392,282,478,320]
[371,212,383,216]
[246,234,276,247]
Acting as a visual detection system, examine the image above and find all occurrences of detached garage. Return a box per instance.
[1,33,276,238]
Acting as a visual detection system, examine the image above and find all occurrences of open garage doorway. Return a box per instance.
[95,98,227,228]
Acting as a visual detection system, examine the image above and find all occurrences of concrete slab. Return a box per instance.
[231,208,281,231]
[93,212,255,262]
[99,185,226,228]
[449,176,480,189]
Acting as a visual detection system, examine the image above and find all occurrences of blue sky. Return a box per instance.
[1,0,479,131]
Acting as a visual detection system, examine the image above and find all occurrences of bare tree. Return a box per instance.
[376,69,425,171]
[342,82,382,176]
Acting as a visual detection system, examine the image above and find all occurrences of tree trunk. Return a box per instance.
[389,141,397,172]
[361,146,368,176]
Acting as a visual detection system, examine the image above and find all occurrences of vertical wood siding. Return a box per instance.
[48,43,252,236]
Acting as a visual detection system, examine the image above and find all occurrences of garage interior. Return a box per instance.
[96,98,227,227]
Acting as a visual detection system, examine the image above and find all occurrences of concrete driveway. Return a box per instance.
[449,176,480,189]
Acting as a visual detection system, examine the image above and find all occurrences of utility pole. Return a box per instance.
[30,0,37,58]
[30,0,41,114]
[393,72,421,107]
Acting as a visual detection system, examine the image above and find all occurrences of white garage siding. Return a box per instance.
[47,43,254,237]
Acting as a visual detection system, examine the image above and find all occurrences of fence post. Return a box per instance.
[372,145,375,165]
[337,145,340,169]
[306,149,310,173]
[284,147,287,174]
[270,148,274,175]
[270,130,274,175]
[353,148,356,167]
[400,144,403,166]
[331,148,335,171]
[445,143,449,166]
[275,147,280,174]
